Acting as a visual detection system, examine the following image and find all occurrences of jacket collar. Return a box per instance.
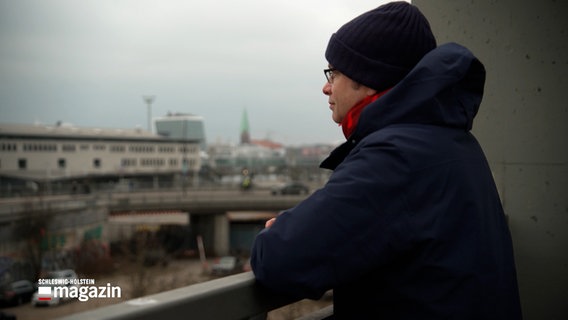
[321,90,388,170]
[341,89,390,139]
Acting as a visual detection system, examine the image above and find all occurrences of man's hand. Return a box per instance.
[265,217,276,228]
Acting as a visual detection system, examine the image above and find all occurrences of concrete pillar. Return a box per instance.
[213,214,230,256]
[191,214,215,256]
[413,1,568,318]
[190,213,230,257]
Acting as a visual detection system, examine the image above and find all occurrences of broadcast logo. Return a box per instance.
[34,278,121,304]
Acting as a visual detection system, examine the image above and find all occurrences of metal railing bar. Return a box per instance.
[58,272,298,320]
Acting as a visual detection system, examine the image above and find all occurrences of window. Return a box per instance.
[93,158,101,168]
[179,145,197,153]
[140,158,165,167]
[1,143,17,151]
[121,158,136,167]
[93,144,106,151]
[18,159,27,170]
[58,158,66,169]
[110,145,126,152]
[22,143,56,152]
[129,145,155,153]
[62,144,76,152]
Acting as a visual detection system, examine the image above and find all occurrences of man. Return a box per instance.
[251,2,522,319]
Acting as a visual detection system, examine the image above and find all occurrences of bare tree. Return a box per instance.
[11,200,53,280]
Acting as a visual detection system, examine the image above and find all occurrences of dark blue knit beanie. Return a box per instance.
[325,1,436,91]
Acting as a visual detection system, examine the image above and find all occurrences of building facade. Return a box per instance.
[0,123,201,195]
[155,113,206,151]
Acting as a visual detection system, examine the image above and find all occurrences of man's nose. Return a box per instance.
[322,82,332,95]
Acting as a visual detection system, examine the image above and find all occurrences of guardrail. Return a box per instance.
[58,272,333,320]
[0,190,306,217]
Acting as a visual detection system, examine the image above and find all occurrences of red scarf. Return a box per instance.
[341,88,390,138]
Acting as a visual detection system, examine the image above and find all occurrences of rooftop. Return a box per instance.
[0,122,165,141]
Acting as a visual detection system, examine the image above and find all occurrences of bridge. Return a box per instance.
[0,189,307,256]
[106,190,306,214]
[0,189,305,218]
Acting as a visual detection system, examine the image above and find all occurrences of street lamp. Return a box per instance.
[142,95,156,132]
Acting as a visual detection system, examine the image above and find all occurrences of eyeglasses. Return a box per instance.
[324,68,337,84]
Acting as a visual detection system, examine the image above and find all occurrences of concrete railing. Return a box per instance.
[59,271,333,320]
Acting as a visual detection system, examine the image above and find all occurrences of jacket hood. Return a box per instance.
[354,42,486,139]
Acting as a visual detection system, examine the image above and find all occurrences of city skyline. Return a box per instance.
[0,0,398,146]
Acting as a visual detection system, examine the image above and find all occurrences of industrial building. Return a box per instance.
[0,122,201,196]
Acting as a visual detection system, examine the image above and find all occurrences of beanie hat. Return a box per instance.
[325,1,436,92]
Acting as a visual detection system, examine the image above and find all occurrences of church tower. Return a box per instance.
[240,108,251,145]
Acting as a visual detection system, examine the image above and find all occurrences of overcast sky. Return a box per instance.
[0,0,401,146]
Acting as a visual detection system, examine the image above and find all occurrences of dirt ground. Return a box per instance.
[2,258,331,320]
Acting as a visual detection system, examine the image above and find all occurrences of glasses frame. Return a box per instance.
[324,68,337,84]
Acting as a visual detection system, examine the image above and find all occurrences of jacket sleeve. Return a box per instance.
[250,135,412,299]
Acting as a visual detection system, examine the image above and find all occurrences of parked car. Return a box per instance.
[211,256,243,276]
[32,269,78,307]
[45,269,78,281]
[0,280,35,306]
[31,283,71,307]
[271,182,310,195]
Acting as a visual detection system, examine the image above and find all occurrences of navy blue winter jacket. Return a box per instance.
[251,43,522,319]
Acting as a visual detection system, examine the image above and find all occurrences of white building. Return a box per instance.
[0,122,201,194]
